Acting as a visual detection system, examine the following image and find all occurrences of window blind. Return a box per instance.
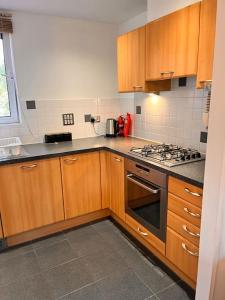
[0,13,13,33]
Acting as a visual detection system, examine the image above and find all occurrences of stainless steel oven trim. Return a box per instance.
[126,174,159,194]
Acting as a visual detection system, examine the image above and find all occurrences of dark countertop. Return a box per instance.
[0,136,205,188]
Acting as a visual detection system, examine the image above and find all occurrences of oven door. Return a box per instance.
[126,173,167,241]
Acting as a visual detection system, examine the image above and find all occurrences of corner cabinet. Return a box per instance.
[197,0,217,88]
[117,26,146,93]
[60,152,102,219]
[0,158,64,237]
[146,3,200,81]
[109,153,125,220]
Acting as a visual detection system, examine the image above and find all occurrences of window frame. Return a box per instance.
[0,32,19,124]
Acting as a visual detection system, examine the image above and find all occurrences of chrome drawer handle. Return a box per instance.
[184,187,202,197]
[137,227,148,237]
[182,243,199,257]
[184,207,201,218]
[64,158,79,163]
[114,157,122,162]
[21,164,37,169]
[133,85,143,89]
[182,225,200,238]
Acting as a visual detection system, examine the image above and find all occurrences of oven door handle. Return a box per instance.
[127,174,159,194]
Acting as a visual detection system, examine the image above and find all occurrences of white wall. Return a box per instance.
[196,0,225,298]
[118,11,147,35]
[147,0,201,22]
[1,12,125,144]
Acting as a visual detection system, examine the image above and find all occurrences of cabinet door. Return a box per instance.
[0,158,64,237]
[117,27,145,92]
[100,151,111,209]
[127,26,146,92]
[197,0,217,88]
[109,153,125,220]
[146,3,200,80]
[61,152,102,219]
[117,34,130,92]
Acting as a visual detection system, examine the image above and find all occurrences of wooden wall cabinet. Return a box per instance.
[0,158,64,237]
[146,3,200,81]
[109,153,125,220]
[61,152,102,219]
[117,26,145,93]
[197,0,217,88]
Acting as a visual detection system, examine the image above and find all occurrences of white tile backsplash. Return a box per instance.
[133,77,208,153]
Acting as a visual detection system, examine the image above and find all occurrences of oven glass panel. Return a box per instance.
[127,175,161,231]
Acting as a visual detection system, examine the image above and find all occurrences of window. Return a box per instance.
[0,33,19,124]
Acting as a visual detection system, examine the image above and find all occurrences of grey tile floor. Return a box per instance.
[0,219,195,300]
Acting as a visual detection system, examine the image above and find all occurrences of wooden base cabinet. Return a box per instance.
[0,158,64,237]
[109,153,125,220]
[166,228,199,282]
[61,152,102,219]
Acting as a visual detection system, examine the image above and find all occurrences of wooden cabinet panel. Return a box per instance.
[126,214,165,255]
[100,151,111,209]
[109,153,125,220]
[0,158,64,237]
[117,27,145,93]
[167,211,200,246]
[168,193,201,227]
[197,0,217,88]
[166,228,199,282]
[169,177,202,208]
[117,34,130,92]
[61,152,102,219]
[146,3,200,80]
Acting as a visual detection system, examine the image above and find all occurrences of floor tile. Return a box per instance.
[43,257,94,298]
[128,254,175,293]
[32,232,66,250]
[59,282,105,300]
[35,240,79,269]
[96,270,153,300]
[66,225,112,257]
[0,273,53,300]
[0,243,33,265]
[82,248,129,281]
[156,283,194,300]
[0,252,41,287]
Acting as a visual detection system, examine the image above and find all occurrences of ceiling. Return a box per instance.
[0,0,147,24]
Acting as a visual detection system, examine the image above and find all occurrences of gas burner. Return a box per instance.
[129,144,204,167]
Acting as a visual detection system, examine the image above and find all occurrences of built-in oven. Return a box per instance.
[125,159,168,241]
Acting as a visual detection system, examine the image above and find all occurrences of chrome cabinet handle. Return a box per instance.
[182,225,200,238]
[183,207,201,218]
[160,71,174,76]
[21,164,37,169]
[114,157,122,162]
[184,187,202,197]
[137,227,148,237]
[64,158,79,163]
[182,243,199,257]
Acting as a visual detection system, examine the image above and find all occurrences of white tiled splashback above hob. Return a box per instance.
[133,77,207,153]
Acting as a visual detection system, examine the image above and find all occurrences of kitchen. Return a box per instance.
[0,0,224,299]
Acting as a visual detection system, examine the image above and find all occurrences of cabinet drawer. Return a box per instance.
[125,214,165,255]
[167,211,200,246]
[166,228,199,282]
[169,177,202,208]
[168,193,201,227]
